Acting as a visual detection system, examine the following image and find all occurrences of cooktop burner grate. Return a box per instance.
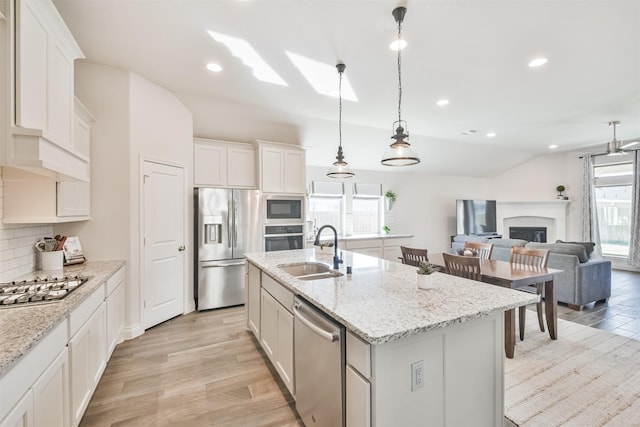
[0,275,88,307]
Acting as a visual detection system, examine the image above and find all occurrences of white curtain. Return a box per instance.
[581,155,602,258]
[629,151,640,266]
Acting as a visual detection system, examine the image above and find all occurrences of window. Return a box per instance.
[308,196,343,235]
[352,197,381,234]
[351,183,383,235]
[594,161,633,257]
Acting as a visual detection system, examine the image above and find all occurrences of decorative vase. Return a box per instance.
[417,274,434,290]
[385,198,394,210]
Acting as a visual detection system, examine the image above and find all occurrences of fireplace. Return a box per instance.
[497,201,569,242]
[510,227,547,242]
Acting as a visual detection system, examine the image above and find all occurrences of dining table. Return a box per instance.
[430,253,562,358]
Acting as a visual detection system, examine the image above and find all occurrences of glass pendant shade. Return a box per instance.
[381,122,420,166]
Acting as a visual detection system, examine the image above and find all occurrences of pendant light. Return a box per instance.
[381,6,420,167]
[327,62,355,178]
[606,120,626,156]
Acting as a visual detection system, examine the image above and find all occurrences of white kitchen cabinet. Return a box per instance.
[344,239,383,258]
[0,320,67,427]
[106,267,126,357]
[6,0,88,181]
[2,98,94,224]
[0,390,33,427]
[193,139,256,188]
[259,273,295,395]
[346,366,370,427]
[69,289,107,427]
[382,237,413,262]
[346,331,371,427]
[32,347,69,427]
[257,141,306,195]
[247,262,261,338]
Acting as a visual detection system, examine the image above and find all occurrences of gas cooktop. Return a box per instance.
[0,275,88,307]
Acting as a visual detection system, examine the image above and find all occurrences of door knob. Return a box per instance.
[178,245,186,251]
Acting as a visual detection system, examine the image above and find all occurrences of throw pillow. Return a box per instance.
[555,240,596,259]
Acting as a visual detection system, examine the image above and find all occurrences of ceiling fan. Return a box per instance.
[605,120,640,156]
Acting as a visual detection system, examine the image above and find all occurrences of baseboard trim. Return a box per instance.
[123,323,144,341]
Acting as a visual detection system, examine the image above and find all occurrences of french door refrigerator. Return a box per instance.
[195,188,261,310]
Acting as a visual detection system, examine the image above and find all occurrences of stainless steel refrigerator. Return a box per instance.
[195,188,261,310]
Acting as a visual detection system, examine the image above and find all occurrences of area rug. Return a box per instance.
[505,316,640,426]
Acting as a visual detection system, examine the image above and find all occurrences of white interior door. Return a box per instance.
[143,161,185,329]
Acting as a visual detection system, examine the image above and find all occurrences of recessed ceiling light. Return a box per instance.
[486,132,496,138]
[528,57,548,67]
[206,63,222,72]
[389,39,407,51]
[549,144,558,149]
[436,99,449,106]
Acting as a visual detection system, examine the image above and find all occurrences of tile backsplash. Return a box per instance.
[0,168,53,281]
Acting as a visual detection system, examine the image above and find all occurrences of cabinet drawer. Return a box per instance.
[347,331,371,379]
[344,239,382,250]
[69,284,104,338]
[346,365,371,427]
[261,273,294,313]
[106,267,125,296]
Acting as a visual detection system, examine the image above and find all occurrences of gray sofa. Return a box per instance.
[451,235,612,310]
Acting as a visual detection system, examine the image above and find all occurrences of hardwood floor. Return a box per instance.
[80,308,302,427]
[82,269,640,426]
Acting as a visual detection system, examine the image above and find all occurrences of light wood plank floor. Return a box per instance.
[80,307,303,427]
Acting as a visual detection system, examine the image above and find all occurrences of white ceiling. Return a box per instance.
[54,0,640,177]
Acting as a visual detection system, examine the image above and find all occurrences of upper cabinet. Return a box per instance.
[256,140,306,195]
[5,0,88,181]
[193,138,256,188]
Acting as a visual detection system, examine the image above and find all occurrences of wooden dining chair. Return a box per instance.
[510,246,550,340]
[400,246,429,267]
[442,252,482,282]
[463,241,494,261]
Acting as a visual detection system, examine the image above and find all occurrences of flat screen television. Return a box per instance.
[456,199,497,235]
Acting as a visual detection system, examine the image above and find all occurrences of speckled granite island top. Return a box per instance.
[0,260,125,379]
[246,249,538,345]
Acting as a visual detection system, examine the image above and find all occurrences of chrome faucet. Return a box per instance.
[313,225,343,270]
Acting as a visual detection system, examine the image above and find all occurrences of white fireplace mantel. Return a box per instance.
[497,201,570,241]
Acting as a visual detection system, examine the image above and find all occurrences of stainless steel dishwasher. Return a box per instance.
[293,296,346,427]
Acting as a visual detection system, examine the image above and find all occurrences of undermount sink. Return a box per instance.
[278,262,344,281]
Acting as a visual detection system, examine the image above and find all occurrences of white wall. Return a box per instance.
[0,168,53,281]
[54,61,193,338]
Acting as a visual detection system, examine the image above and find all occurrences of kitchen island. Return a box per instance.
[246,249,537,427]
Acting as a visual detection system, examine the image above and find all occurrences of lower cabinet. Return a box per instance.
[247,262,261,338]
[259,274,294,396]
[69,302,107,426]
[346,331,372,427]
[33,348,69,427]
[1,389,33,427]
[106,268,126,357]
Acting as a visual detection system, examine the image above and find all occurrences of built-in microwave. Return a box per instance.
[264,195,304,224]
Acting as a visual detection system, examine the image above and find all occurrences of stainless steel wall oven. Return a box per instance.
[264,224,304,252]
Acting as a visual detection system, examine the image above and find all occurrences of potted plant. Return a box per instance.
[417,260,437,289]
[385,190,397,210]
[382,225,390,234]
[556,185,566,199]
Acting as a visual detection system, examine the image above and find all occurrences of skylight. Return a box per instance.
[207,31,287,86]
[285,52,358,102]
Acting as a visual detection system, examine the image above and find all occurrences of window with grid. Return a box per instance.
[307,196,343,235]
[352,183,383,234]
[594,160,633,257]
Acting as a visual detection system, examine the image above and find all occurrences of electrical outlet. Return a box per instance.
[411,360,424,391]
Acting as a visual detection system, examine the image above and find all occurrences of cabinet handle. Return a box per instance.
[178,246,186,251]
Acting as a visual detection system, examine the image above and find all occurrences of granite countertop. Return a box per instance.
[0,260,126,379]
[246,249,538,345]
